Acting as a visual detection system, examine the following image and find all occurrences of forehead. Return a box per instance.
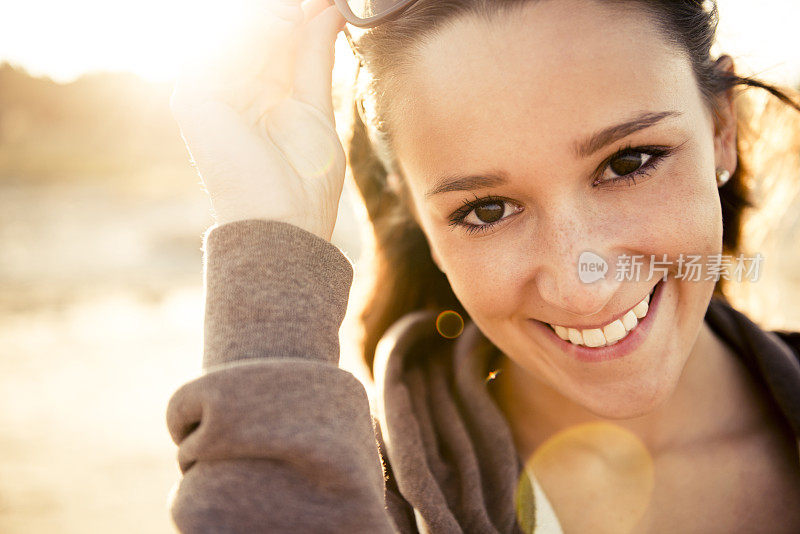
[391,0,699,179]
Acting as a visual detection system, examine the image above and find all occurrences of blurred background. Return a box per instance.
[0,1,798,532]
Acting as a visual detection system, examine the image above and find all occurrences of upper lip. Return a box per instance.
[534,281,658,331]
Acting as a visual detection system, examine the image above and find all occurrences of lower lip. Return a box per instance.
[529,279,666,363]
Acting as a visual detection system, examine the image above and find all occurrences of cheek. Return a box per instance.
[650,147,721,258]
[430,234,526,320]
[599,143,722,261]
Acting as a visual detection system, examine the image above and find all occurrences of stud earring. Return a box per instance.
[716,168,731,187]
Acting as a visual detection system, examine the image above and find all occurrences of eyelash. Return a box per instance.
[448,194,519,235]
[448,144,675,234]
[593,144,674,187]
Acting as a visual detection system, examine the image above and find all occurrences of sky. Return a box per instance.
[1,0,798,85]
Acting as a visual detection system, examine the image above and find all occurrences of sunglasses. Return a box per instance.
[333,0,421,28]
[334,0,421,72]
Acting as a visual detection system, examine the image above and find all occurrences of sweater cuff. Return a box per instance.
[201,219,354,369]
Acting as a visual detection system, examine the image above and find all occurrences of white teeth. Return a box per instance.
[567,328,584,346]
[621,310,638,331]
[603,320,627,344]
[553,325,570,341]
[582,329,606,348]
[632,300,649,319]
[547,287,654,347]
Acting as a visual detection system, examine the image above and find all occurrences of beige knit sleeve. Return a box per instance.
[165,219,400,533]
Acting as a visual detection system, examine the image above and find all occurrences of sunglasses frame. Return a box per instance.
[334,0,420,142]
[332,0,420,28]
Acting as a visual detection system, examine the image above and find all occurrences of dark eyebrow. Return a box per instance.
[426,110,682,198]
[425,171,508,198]
[574,110,682,158]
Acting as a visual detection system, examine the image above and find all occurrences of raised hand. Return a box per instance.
[170,0,347,241]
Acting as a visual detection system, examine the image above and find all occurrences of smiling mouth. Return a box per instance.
[542,280,660,348]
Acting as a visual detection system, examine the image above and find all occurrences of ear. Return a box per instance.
[712,55,739,177]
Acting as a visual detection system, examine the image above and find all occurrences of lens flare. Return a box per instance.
[435,310,464,339]
[516,422,655,533]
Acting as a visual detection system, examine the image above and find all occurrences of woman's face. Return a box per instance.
[389,0,737,417]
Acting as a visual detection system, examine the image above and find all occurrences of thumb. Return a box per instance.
[293,4,347,123]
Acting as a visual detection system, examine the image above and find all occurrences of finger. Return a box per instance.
[302,0,335,24]
[292,4,346,122]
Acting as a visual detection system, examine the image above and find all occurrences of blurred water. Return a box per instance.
[0,182,210,532]
[0,179,369,532]
[0,290,201,533]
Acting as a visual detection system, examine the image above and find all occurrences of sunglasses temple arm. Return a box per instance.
[342,26,365,66]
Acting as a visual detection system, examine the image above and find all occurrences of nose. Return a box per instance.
[531,212,624,319]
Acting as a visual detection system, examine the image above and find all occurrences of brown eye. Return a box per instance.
[474,202,504,223]
[452,197,523,232]
[609,152,646,175]
[596,146,672,186]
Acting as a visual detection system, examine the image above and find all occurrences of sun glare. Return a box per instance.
[1,0,798,85]
[1,1,263,83]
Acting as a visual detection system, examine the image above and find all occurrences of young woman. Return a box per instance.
[166,0,800,531]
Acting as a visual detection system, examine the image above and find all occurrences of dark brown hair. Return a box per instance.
[345,0,800,377]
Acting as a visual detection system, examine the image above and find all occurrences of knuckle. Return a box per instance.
[261,1,304,25]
